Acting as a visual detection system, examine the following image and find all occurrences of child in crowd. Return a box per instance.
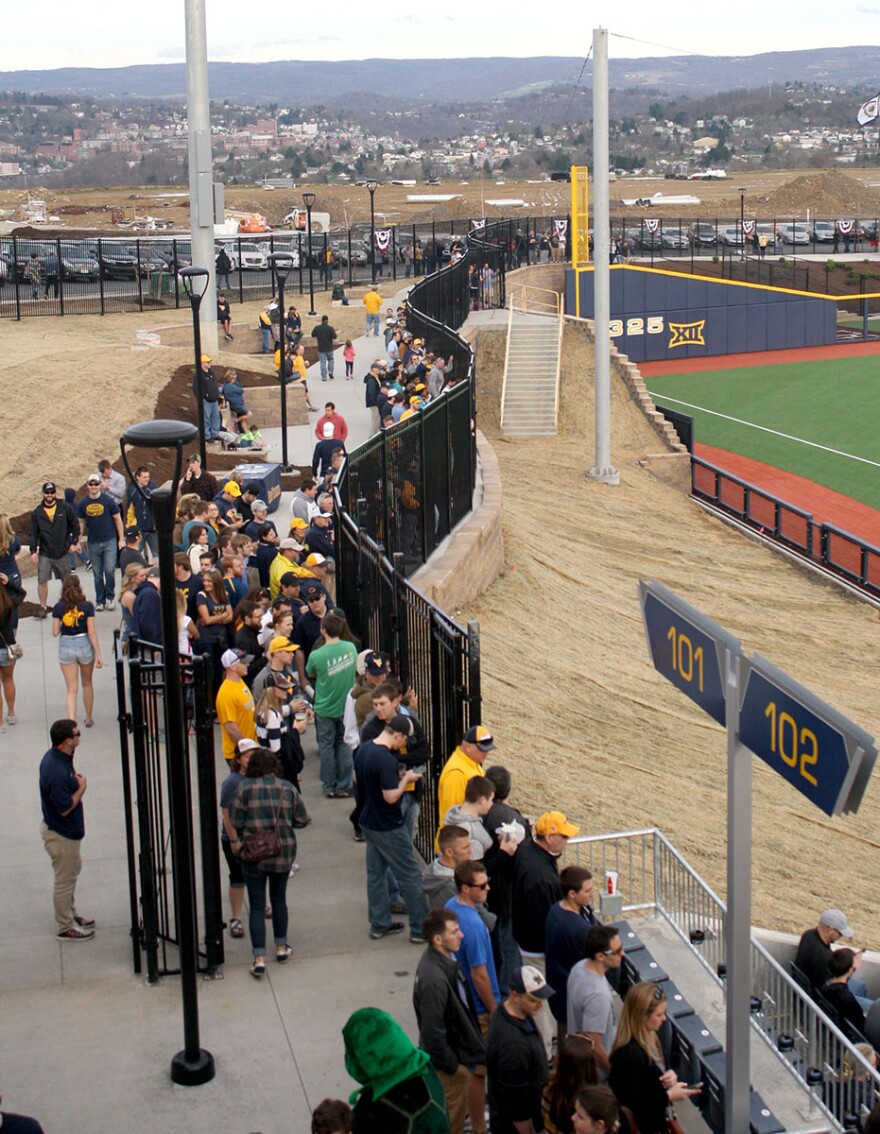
[343,340,356,380]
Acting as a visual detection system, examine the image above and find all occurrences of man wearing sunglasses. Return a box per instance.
[566,924,623,1079]
[29,481,80,619]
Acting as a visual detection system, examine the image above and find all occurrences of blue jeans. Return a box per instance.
[140,532,159,561]
[203,400,221,439]
[87,538,117,605]
[315,713,353,793]
[242,863,289,956]
[386,792,420,906]
[261,325,273,353]
[365,313,380,337]
[362,824,428,936]
[318,350,334,380]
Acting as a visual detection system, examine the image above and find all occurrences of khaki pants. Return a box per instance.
[437,1066,470,1134]
[41,822,82,932]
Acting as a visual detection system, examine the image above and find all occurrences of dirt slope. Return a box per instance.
[462,321,880,943]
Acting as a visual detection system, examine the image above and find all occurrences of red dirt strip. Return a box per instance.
[694,443,880,547]
[640,339,880,377]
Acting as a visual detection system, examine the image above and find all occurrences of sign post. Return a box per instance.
[638,579,876,1134]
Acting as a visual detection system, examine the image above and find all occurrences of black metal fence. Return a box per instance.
[116,638,224,981]
[0,215,555,319]
[334,510,481,860]
[691,456,880,598]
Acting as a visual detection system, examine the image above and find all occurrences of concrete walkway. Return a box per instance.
[0,285,439,1134]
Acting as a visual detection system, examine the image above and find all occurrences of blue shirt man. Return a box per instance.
[446,862,501,1019]
[39,720,93,939]
[77,475,124,609]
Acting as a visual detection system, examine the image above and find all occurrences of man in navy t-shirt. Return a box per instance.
[77,473,124,611]
[355,715,428,944]
[39,719,93,941]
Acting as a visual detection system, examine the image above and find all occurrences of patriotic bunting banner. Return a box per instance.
[471,218,486,231]
[553,219,568,236]
[857,94,880,126]
[742,220,756,236]
[645,218,661,233]
[837,220,855,233]
[374,229,392,252]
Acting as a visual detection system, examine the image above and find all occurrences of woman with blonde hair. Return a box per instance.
[52,574,102,725]
[608,983,701,1134]
[119,562,149,647]
[0,514,23,630]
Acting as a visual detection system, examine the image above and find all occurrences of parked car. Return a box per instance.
[811,221,836,243]
[718,226,744,247]
[689,223,718,247]
[661,224,689,250]
[778,224,811,245]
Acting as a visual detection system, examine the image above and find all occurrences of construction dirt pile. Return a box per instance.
[461,320,880,945]
[756,169,880,219]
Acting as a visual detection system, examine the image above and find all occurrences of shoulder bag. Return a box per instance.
[239,792,281,864]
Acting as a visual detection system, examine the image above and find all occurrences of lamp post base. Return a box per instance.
[171,1048,215,1086]
[587,465,620,485]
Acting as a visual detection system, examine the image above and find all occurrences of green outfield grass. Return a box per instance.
[645,356,880,509]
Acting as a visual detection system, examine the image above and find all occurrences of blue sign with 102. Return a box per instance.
[739,655,876,817]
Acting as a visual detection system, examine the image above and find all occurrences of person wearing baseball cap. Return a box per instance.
[486,965,554,1134]
[436,724,496,841]
[795,908,871,1001]
[215,647,256,764]
[30,480,80,618]
[269,537,305,600]
[511,809,581,1059]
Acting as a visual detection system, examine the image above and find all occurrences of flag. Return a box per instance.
[857,94,880,126]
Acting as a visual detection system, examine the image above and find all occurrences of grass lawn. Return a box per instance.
[645,356,880,509]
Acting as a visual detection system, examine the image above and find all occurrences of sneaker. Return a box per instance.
[104,599,116,611]
[57,926,94,941]
[353,830,365,843]
[6,714,16,725]
[95,603,105,612]
[409,931,427,945]
[250,959,266,978]
[390,901,408,915]
[74,914,96,928]
[276,945,294,963]
[84,561,93,572]
[369,922,405,941]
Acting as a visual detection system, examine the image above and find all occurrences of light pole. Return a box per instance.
[366,179,378,284]
[120,417,215,1088]
[269,252,294,472]
[179,266,211,468]
[739,187,747,261]
[302,191,316,316]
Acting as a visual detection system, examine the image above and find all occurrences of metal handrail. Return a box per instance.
[508,282,561,317]
[567,828,880,1132]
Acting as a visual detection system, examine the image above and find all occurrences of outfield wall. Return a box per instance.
[565,265,838,363]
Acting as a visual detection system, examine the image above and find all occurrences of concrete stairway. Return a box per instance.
[501,310,562,437]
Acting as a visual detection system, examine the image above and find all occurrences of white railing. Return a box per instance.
[567,829,880,1133]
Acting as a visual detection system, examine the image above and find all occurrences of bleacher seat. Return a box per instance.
[670,1012,722,1082]
[614,919,645,954]
[660,978,695,1019]
[697,1051,785,1134]
[622,949,669,986]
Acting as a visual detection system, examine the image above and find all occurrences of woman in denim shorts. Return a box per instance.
[52,574,103,726]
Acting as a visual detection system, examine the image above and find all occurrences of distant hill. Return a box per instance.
[2,47,880,104]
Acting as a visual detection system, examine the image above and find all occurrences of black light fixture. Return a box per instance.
[268,252,295,472]
[366,179,379,284]
[302,191,317,317]
[739,187,747,261]
[120,418,215,1088]
[179,267,211,468]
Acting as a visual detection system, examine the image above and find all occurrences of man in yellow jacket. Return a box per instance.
[436,725,496,842]
[364,285,383,337]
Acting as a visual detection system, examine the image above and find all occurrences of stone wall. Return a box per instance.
[410,431,504,614]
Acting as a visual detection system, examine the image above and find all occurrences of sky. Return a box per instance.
[3,0,878,73]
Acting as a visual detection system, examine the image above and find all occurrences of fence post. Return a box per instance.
[466,620,482,728]
[136,238,145,312]
[129,653,161,985]
[115,650,142,975]
[97,238,106,315]
[55,236,65,315]
[191,654,224,975]
[392,551,408,684]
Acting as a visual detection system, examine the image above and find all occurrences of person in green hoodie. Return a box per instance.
[342,1007,451,1134]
